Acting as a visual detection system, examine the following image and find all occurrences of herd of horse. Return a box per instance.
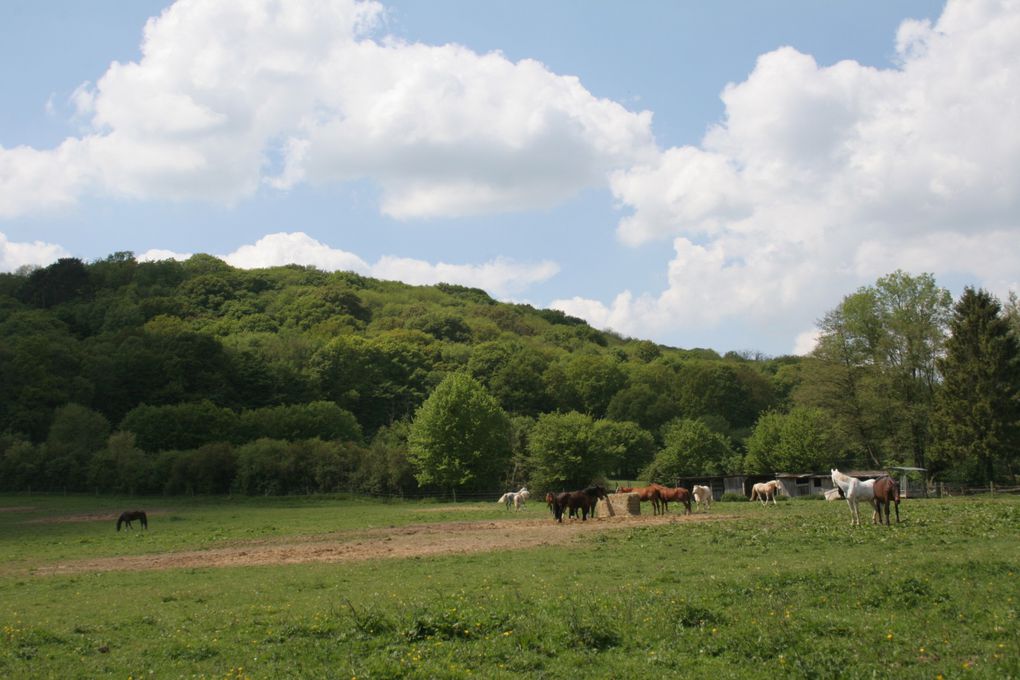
[114,472,901,532]
[495,469,903,526]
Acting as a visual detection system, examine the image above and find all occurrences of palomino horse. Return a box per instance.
[497,487,530,510]
[830,469,876,526]
[692,485,712,512]
[652,484,692,515]
[553,486,607,523]
[616,485,663,515]
[117,510,147,531]
[749,480,784,506]
[871,476,901,525]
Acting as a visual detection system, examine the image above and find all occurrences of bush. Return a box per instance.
[719,492,747,502]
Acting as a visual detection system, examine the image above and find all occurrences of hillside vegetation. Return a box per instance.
[1,255,1016,495]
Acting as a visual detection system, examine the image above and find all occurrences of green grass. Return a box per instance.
[1,494,1018,679]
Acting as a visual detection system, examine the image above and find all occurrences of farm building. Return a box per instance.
[888,466,928,497]
[677,470,920,500]
[774,473,834,498]
[674,474,775,500]
[776,470,915,498]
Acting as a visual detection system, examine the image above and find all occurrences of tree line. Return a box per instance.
[0,254,1016,496]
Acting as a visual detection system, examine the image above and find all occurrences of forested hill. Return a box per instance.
[0,253,794,495]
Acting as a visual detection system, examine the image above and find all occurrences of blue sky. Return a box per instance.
[2,0,1017,356]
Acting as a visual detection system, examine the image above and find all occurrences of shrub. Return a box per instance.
[719,492,747,502]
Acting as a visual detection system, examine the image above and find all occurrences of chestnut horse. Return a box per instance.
[616,485,663,515]
[652,484,692,515]
[871,476,901,525]
[553,485,608,523]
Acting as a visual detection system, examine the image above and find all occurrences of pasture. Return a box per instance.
[1,494,1017,679]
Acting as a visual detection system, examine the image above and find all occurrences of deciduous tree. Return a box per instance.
[408,373,511,497]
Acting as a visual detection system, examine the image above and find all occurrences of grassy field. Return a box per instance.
[1,493,1017,679]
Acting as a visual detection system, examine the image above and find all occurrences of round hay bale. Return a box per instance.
[596,492,641,517]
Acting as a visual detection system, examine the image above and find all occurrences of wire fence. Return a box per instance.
[932,483,1020,497]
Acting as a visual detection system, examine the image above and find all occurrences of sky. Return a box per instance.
[2,0,1018,356]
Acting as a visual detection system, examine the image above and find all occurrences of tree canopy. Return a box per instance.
[1,254,1014,494]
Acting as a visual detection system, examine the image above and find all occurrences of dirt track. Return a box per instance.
[34,513,728,575]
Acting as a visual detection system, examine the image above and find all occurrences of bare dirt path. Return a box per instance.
[34,513,729,575]
[24,509,172,524]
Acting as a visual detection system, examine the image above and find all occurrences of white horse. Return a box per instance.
[497,487,530,510]
[750,480,783,506]
[830,469,876,526]
[692,485,712,512]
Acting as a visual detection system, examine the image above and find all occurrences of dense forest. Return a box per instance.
[1,254,1017,496]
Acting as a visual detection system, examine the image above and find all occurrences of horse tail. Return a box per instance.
[497,493,509,504]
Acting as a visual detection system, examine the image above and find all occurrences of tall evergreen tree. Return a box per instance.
[931,288,1020,484]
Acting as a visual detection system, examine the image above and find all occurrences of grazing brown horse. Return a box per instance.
[553,486,608,523]
[871,476,901,525]
[116,510,147,531]
[545,492,556,514]
[616,485,663,515]
[652,484,692,515]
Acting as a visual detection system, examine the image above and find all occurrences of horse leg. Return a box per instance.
[894,500,900,523]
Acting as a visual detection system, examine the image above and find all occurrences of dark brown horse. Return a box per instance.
[871,476,901,525]
[117,510,147,531]
[616,485,663,515]
[652,484,692,515]
[553,485,607,523]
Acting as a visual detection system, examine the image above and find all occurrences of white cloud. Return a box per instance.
[137,248,194,262]
[580,0,1020,347]
[370,254,558,298]
[139,231,557,300]
[793,329,821,356]
[0,140,92,218]
[0,232,70,272]
[0,0,654,219]
[221,232,369,272]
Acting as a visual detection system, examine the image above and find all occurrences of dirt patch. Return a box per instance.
[0,506,37,513]
[413,506,496,513]
[34,513,730,576]
[25,509,170,524]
